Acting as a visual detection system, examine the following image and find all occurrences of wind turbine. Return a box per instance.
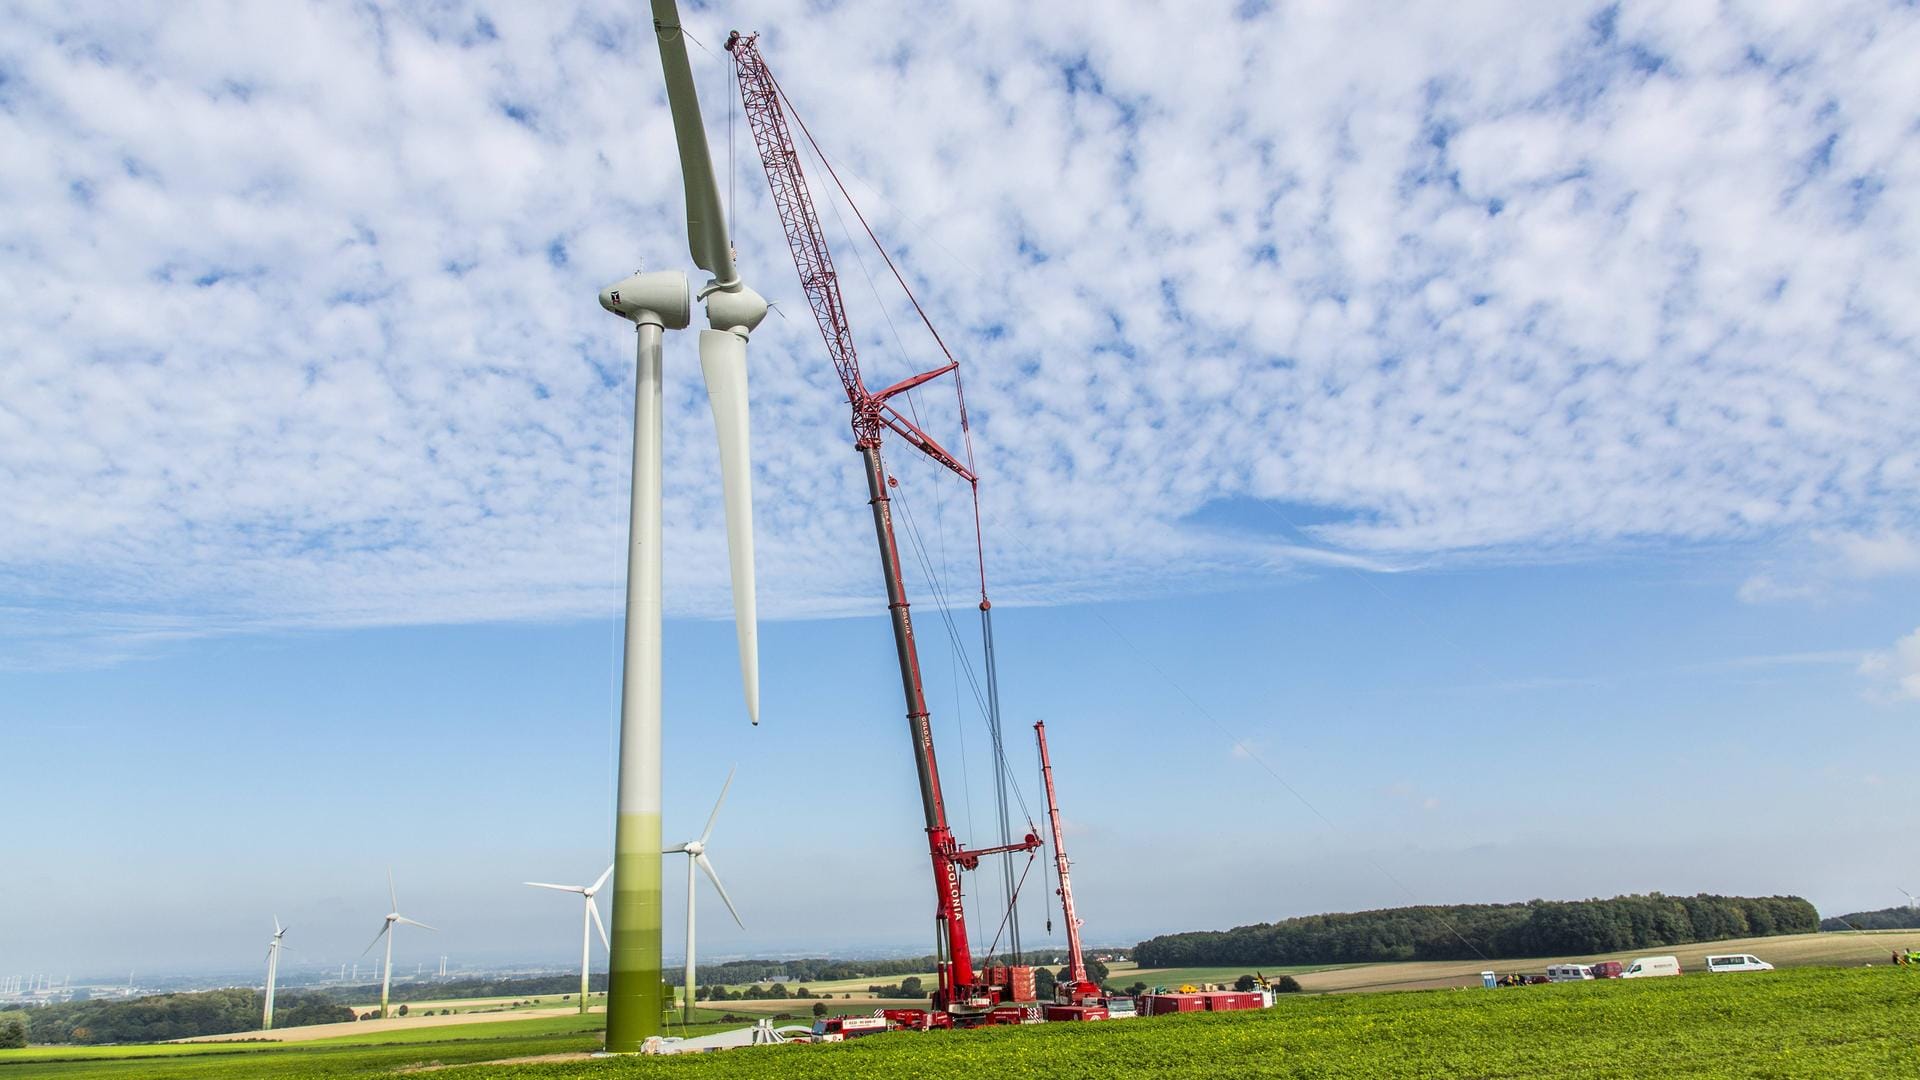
[665,767,745,1026]
[524,865,614,1015]
[262,917,289,1030]
[362,871,436,1019]
[595,0,765,1052]
[1902,889,1917,911]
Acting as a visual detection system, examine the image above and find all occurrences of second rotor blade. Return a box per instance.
[699,329,759,725]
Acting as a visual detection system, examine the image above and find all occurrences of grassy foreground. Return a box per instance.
[5,967,1915,1078]
[0,1012,733,1078]
[472,966,1917,1079]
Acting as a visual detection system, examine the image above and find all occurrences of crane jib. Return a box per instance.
[729,29,1038,1012]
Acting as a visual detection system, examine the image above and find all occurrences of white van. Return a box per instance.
[1704,954,1773,974]
[1546,964,1594,982]
[1620,956,1681,978]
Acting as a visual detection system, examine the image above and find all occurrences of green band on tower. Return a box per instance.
[605,811,664,1052]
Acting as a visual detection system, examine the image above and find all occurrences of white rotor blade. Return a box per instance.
[695,852,744,930]
[524,881,587,894]
[395,916,437,932]
[699,765,737,846]
[360,923,390,957]
[699,329,759,725]
[587,864,613,896]
[663,844,691,855]
[587,896,610,952]
[650,0,735,283]
[387,869,398,912]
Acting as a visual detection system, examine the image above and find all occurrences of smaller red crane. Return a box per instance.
[1036,721,1099,1004]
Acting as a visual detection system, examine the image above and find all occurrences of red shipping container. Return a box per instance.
[1142,993,1207,1016]
[1009,965,1036,1002]
[1044,1004,1109,1022]
[1202,992,1265,1012]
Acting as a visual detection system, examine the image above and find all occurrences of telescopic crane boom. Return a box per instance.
[726,30,1039,1013]
[1035,721,1098,1003]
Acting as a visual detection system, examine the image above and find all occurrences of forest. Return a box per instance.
[1819,905,1920,931]
[14,989,351,1045]
[1134,893,1820,966]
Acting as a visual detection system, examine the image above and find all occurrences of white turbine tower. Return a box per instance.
[665,767,744,1026]
[594,0,765,1052]
[362,871,435,1019]
[1902,889,1917,911]
[524,865,614,1015]
[262,917,289,1030]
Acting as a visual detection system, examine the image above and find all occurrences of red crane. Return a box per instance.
[1035,721,1099,1004]
[726,31,1040,1014]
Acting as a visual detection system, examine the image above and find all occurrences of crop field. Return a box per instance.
[681,970,940,1015]
[0,1011,723,1078]
[483,966,1919,1078]
[7,966,1916,1078]
[696,971,937,996]
[342,992,605,1016]
[1295,928,1912,994]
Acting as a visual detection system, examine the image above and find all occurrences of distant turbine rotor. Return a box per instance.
[365,870,436,1019]
[665,767,745,1027]
[524,864,615,1014]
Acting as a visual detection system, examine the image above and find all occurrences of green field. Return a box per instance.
[479,967,1920,1078]
[342,992,606,1016]
[6,967,1917,1078]
[0,1010,728,1078]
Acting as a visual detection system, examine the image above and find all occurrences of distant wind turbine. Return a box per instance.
[262,917,289,1030]
[524,865,614,1015]
[1902,889,1917,911]
[665,767,744,1025]
[362,870,436,1019]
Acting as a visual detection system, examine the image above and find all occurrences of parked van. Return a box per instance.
[1620,956,1681,978]
[1704,954,1773,974]
[1546,964,1594,982]
[1588,961,1624,979]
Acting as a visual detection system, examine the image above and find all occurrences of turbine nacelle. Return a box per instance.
[599,270,692,329]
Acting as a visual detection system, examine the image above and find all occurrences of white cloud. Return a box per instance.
[1826,529,1920,578]
[1739,526,1920,604]
[2,1,1919,661]
[1860,627,1920,703]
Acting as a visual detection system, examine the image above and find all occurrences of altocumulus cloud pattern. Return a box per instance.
[1,1,1916,665]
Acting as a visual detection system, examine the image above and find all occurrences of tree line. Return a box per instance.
[317,973,605,1005]
[1134,893,1820,967]
[1820,906,1920,931]
[10,989,352,1045]
[678,955,943,987]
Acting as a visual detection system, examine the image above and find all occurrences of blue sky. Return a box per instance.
[3,0,1920,976]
